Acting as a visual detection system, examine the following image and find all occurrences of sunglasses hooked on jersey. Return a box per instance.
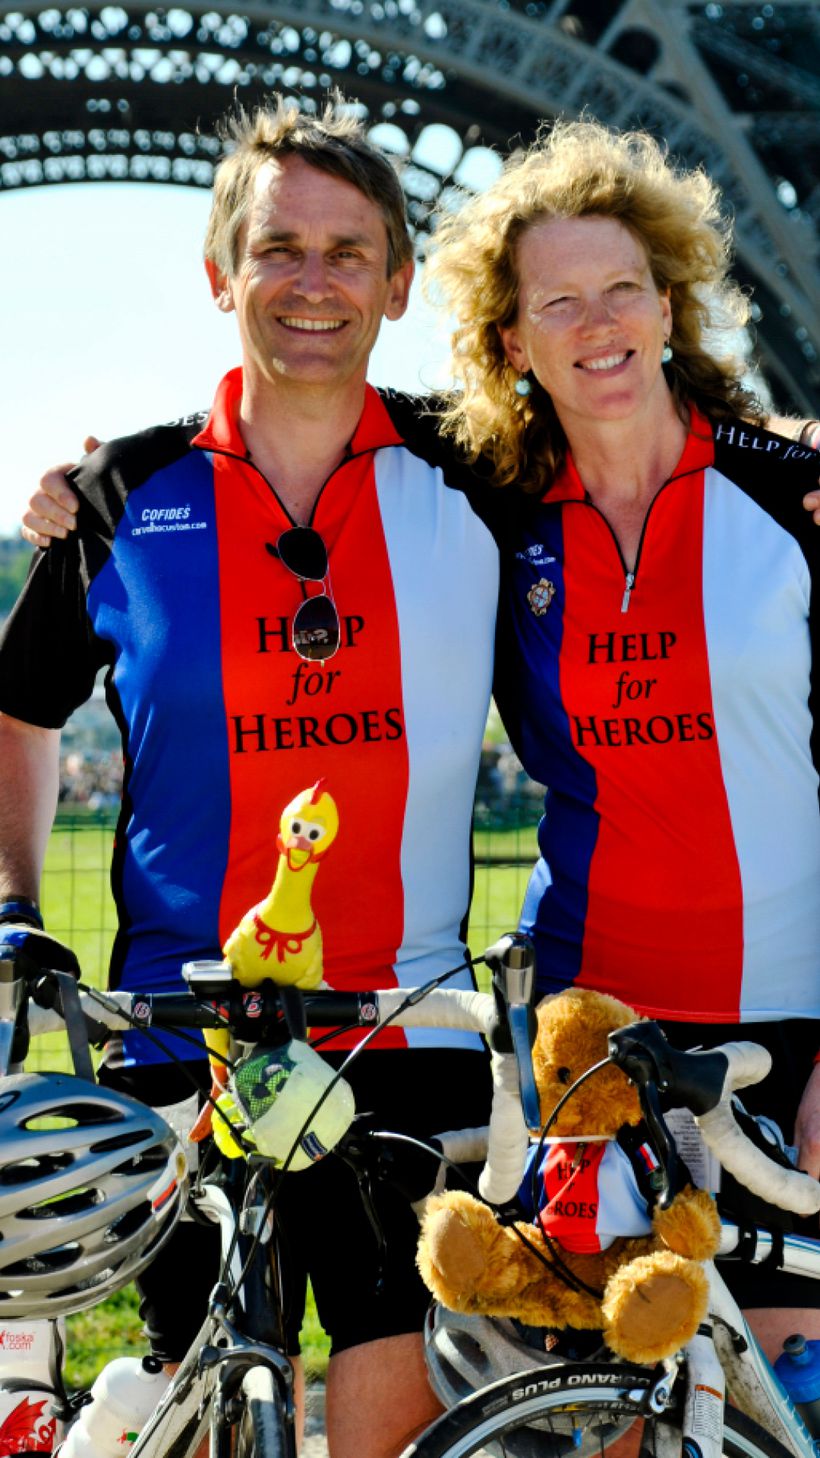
[265,526,340,662]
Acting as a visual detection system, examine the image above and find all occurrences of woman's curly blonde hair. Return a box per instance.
[425,118,762,493]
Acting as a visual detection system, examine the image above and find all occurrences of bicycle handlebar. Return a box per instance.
[10,949,820,1217]
[6,940,536,1204]
[609,1023,820,1217]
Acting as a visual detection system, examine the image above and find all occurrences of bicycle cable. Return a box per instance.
[222,954,487,1304]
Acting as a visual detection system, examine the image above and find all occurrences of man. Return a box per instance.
[0,97,511,1458]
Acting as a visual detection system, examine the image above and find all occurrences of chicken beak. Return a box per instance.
[285,837,314,871]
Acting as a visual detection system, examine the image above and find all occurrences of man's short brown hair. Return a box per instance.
[204,95,413,279]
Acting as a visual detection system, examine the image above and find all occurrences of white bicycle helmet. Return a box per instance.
[424,1305,558,1406]
[424,1307,633,1458]
[0,1072,188,1319]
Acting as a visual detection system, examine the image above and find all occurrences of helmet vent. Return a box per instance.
[24,1187,103,1219]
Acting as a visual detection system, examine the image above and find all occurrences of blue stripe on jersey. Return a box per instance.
[87,453,229,1064]
[509,512,599,995]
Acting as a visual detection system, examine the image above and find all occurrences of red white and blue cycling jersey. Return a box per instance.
[0,373,511,1064]
[495,410,820,1021]
[516,1135,661,1253]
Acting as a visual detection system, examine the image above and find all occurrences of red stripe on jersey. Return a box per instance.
[211,384,411,1046]
[541,1141,607,1254]
[558,436,744,1019]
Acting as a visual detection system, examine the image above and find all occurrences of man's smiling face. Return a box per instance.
[207,155,413,393]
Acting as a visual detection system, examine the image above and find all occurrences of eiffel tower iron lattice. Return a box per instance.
[1,0,817,412]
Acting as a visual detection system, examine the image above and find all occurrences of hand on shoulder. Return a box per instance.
[21,436,101,548]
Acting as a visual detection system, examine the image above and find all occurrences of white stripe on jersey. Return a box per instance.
[374,448,499,1048]
[702,467,820,1017]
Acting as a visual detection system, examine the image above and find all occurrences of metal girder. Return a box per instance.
[689,16,820,107]
[0,0,817,411]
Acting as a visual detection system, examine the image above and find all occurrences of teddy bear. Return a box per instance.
[417,986,722,1365]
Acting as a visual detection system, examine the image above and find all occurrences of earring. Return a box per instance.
[514,375,532,397]
[661,342,673,364]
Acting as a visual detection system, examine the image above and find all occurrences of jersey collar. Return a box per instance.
[545,403,716,504]
[191,368,403,459]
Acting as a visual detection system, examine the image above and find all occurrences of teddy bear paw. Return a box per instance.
[601,1251,709,1365]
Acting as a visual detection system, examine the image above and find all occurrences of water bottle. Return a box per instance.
[774,1334,820,1436]
[58,1357,169,1458]
[0,1317,65,1456]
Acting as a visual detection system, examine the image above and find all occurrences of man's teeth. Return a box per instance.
[581,353,629,371]
[280,317,344,331]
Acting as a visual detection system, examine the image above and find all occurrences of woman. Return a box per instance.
[425,118,820,1358]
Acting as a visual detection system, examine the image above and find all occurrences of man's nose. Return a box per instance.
[293,252,332,300]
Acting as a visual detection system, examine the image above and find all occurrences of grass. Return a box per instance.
[35,812,539,1388]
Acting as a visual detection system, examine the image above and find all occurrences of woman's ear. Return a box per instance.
[498,322,530,375]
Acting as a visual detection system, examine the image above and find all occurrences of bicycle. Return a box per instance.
[3,937,819,1458]
[404,1021,820,1458]
[0,931,544,1458]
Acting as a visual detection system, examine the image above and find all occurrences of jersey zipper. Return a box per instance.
[576,461,701,614]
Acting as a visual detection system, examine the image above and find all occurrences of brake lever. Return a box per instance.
[608,1023,678,1208]
[639,1079,677,1209]
[484,934,541,1134]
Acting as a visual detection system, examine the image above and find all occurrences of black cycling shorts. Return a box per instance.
[276,1047,492,1356]
[658,1017,820,1309]
[99,1046,492,1362]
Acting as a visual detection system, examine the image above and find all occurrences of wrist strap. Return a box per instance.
[0,898,44,930]
[799,420,820,450]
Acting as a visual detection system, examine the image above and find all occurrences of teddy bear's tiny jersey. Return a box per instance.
[517,1137,660,1253]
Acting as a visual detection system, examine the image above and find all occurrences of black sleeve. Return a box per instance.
[0,529,110,729]
[0,421,193,730]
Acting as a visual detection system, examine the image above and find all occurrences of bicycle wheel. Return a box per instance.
[402,1363,795,1458]
[235,1363,293,1458]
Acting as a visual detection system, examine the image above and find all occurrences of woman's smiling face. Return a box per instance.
[499,214,673,437]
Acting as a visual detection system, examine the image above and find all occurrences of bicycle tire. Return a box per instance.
[402,1362,796,1458]
[235,1363,293,1458]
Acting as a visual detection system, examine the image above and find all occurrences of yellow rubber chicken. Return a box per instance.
[224,778,339,988]
[189,780,339,1143]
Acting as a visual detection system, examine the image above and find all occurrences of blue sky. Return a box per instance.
[0,181,452,536]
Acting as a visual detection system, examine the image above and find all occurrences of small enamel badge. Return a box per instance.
[527,578,556,616]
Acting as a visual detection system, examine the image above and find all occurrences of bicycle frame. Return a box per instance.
[708,1253,816,1458]
[635,1238,818,1458]
[128,1164,298,1458]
